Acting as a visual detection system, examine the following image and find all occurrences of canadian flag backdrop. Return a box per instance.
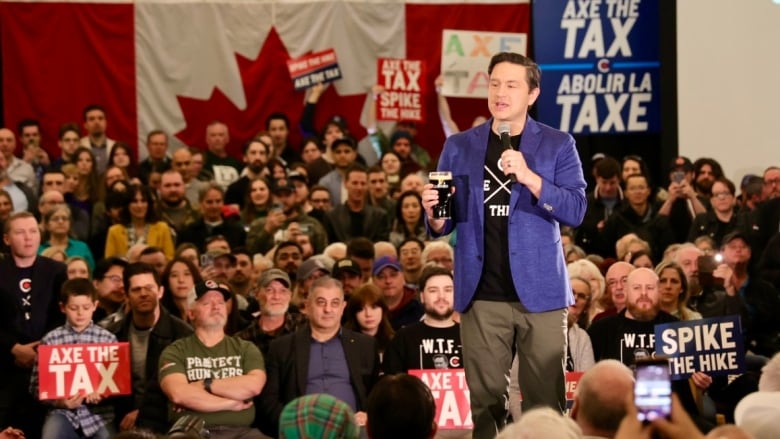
[1,0,529,162]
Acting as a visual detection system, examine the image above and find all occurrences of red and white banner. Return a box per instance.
[37,342,132,400]
[376,58,425,122]
[1,0,529,162]
[409,369,472,430]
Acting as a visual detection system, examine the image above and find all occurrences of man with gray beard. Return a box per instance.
[235,269,307,357]
[159,281,266,439]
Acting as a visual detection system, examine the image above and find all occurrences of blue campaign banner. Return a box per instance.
[654,316,745,380]
[533,0,660,134]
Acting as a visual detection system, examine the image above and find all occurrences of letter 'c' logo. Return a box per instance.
[20,278,32,293]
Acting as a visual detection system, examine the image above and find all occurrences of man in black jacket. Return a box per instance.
[0,212,67,437]
[102,262,192,434]
[258,277,379,437]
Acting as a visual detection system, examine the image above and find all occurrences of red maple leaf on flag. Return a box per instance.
[175,28,305,159]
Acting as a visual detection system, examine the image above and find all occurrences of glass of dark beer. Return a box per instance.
[429,171,453,219]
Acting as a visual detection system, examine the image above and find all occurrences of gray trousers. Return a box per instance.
[460,301,567,439]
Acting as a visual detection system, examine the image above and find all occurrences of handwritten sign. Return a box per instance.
[37,342,132,400]
[655,316,745,380]
[440,29,528,98]
[409,369,472,430]
[376,58,425,122]
[287,49,342,91]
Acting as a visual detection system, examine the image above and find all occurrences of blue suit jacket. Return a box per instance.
[434,117,587,313]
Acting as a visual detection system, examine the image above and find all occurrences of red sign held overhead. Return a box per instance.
[37,342,132,400]
[376,57,426,122]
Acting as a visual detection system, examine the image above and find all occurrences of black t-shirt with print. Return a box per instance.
[475,130,521,302]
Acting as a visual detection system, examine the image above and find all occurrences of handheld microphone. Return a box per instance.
[498,123,516,183]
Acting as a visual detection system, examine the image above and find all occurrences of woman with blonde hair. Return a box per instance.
[567,259,606,326]
[655,260,702,321]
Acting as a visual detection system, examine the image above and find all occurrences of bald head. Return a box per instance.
[625,267,660,321]
[606,261,633,311]
[572,359,634,437]
[705,425,753,439]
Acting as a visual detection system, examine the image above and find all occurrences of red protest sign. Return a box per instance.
[513,371,584,410]
[287,49,342,91]
[376,58,425,122]
[408,369,472,430]
[37,342,132,400]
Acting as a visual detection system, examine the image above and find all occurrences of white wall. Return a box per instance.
[677,0,780,184]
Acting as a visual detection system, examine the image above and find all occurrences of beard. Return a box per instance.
[627,300,659,322]
[248,161,265,175]
[425,303,454,321]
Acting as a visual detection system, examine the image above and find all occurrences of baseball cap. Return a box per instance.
[271,179,295,195]
[668,156,694,174]
[332,258,361,278]
[287,170,308,185]
[297,258,331,281]
[331,137,357,151]
[194,280,232,301]
[372,256,401,277]
[207,248,237,263]
[721,231,750,248]
[260,268,291,288]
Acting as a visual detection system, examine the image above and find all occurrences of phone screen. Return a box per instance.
[634,358,671,422]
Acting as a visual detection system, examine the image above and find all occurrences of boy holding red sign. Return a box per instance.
[30,279,117,439]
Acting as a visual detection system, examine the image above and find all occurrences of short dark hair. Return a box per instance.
[17,118,39,135]
[265,112,290,130]
[82,104,106,121]
[243,137,269,156]
[346,237,375,260]
[487,52,541,90]
[595,157,621,180]
[711,177,736,197]
[366,374,436,439]
[146,129,167,143]
[123,262,161,293]
[58,122,80,140]
[93,257,129,281]
[139,246,165,257]
[399,237,424,253]
[344,163,368,182]
[274,241,303,262]
[60,278,97,303]
[418,265,453,291]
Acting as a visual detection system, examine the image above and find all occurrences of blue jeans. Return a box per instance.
[41,412,110,439]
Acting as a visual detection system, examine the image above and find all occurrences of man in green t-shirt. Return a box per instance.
[159,280,266,439]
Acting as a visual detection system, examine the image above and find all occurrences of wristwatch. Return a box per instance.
[204,377,213,394]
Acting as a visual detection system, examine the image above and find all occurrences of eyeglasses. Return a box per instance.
[573,291,590,301]
[104,275,123,284]
[50,216,70,223]
[711,191,732,199]
[764,178,780,186]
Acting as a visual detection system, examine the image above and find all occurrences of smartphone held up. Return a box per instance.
[634,357,672,423]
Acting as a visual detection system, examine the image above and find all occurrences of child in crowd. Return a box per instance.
[30,278,117,439]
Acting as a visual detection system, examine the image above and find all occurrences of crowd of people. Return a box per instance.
[0,72,779,439]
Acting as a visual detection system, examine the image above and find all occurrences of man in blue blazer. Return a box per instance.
[423,52,587,438]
